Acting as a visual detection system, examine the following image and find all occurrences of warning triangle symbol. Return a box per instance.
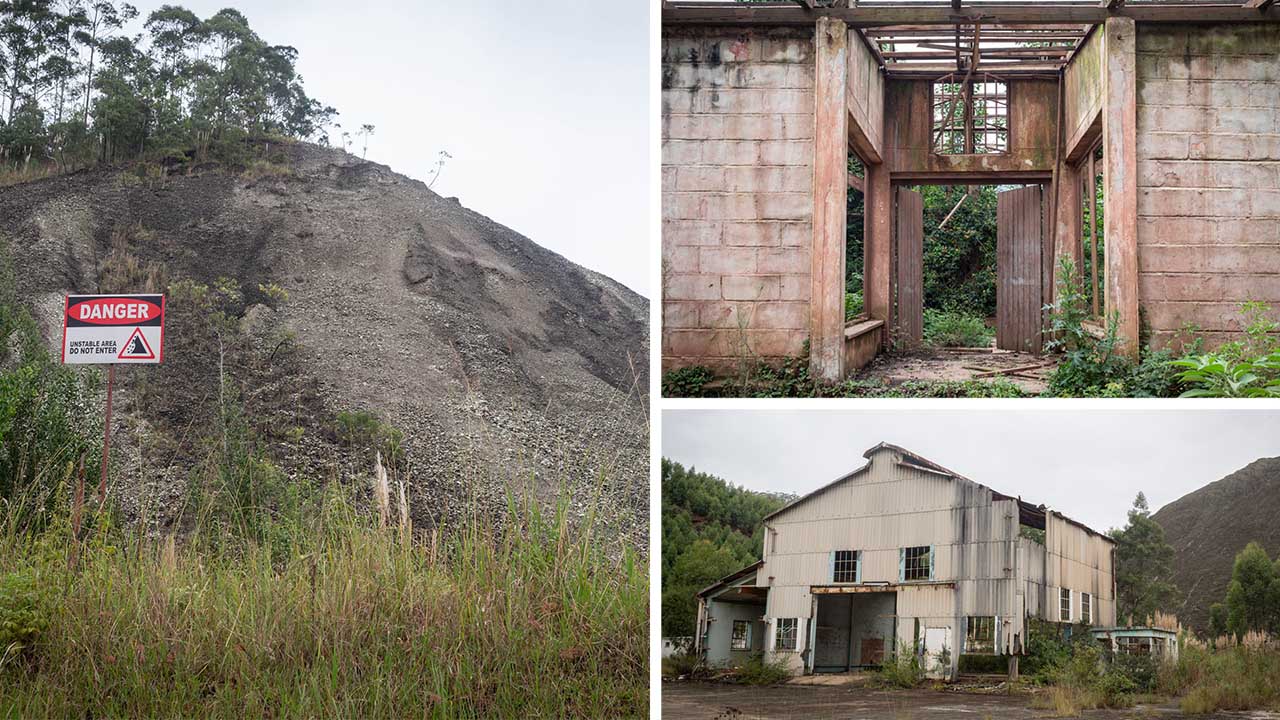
[117,327,156,360]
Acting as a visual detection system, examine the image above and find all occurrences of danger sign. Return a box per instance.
[62,294,165,364]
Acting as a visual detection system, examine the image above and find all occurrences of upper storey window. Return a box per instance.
[932,74,1008,155]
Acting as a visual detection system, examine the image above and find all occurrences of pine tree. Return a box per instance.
[1110,492,1179,625]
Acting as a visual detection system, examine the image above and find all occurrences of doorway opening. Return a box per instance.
[813,592,896,674]
[854,181,1057,389]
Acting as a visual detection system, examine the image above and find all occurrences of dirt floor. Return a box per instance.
[854,346,1055,394]
[661,682,1280,719]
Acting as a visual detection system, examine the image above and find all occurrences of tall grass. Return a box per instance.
[0,486,647,717]
[1159,634,1280,714]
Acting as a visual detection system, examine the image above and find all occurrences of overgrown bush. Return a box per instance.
[735,654,793,685]
[1172,301,1280,397]
[923,309,993,348]
[1158,639,1280,714]
[662,650,707,680]
[0,567,53,668]
[1044,258,1133,397]
[845,291,864,321]
[662,365,715,397]
[0,260,98,534]
[878,641,925,688]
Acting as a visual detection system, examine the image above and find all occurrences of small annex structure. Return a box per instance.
[693,443,1117,680]
[661,0,1280,381]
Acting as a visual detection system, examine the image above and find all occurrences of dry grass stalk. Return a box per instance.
[397,478,411,542]
[1152,610,1181,632]
[68,456,86,572]
[372,451,390,529]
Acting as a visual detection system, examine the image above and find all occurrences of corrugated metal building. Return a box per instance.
[694,443,1117,679]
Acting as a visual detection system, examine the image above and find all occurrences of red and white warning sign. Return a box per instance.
[62,294,165,364]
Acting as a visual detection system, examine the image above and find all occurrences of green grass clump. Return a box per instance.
[734,654,792,685]
[0,490,647,718]
[923,309,993,348]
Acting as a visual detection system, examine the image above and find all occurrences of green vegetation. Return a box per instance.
[1172,301,1280,398]
[662,356,1028,398]
[0,490,646,717]
[1109,493,1179,627]
[923,308,993,348]
[877,641,925,689]
[661,460,787,639]
[0,2,346,183]
[0,266,646,717]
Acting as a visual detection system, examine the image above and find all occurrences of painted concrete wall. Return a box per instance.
[1064,28,1104,158]
[884,79,1058,177]
[704,600,767,667]
[661,27,816,372]
[846,30,885,159]
[1135,23,1280,349]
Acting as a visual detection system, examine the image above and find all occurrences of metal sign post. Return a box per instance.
[61,294,165,501]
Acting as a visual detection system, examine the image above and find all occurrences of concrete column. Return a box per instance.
[810,16,849,382]
[1103,17,1139,358]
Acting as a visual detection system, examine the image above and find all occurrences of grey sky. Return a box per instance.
[662,410,1280,533]
[125,1,650,295]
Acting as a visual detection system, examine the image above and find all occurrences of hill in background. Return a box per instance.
[1153,456,1280,633]
[661,458,793,638]
[0,141,648,550]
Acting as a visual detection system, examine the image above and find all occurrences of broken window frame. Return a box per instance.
[775,618,798,651]
[902,545,932,582]
[1081,592,1092,625]
[1060,588,1072,622]
[931,73,1009,156]
[731,620,751,651]
[833,549,860,583]
[966,616,995,655]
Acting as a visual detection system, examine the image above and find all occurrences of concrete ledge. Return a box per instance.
[843,317,884,373]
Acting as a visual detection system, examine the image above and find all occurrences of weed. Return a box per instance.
[878,641,925,688]
[734,654,793,685]
[845,291,864,321]
[923,309,993,348]
[662,366,714,398]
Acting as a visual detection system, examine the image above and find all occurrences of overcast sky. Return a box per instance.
[663,410,1280,533]
[125,1,650,295]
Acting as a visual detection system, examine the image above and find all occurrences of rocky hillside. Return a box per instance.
[1153,457,1280,633]
[0,142,648,550]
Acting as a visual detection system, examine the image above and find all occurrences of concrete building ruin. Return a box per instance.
[693,443,1117,680]
[661,2,1280,381]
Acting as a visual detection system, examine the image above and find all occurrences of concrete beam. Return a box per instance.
[811,16,850,382]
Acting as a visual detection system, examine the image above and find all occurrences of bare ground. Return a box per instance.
[661,682,1280,720]
[853,347,1055,394]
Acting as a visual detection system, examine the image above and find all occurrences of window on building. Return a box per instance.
[775,618,798,651]
[1118,636,1153,656]
[903,546,932,581]
[731,620,751,651]
[833,550,859,583]
[1081,592,1092,624]
[1060,588,1071,622]
[966,616,995,654]
[932,73,1008,155]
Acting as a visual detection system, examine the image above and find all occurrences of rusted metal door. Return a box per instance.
[894,187,924,348]
[996,186,1044,352]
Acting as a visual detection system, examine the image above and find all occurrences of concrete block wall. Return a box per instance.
[661,27,815,372]
[1135,23,1280,349]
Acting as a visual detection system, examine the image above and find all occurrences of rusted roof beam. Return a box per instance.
[663,4,1280,26]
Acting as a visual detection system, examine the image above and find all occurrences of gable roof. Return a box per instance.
[762,442,1112,542]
